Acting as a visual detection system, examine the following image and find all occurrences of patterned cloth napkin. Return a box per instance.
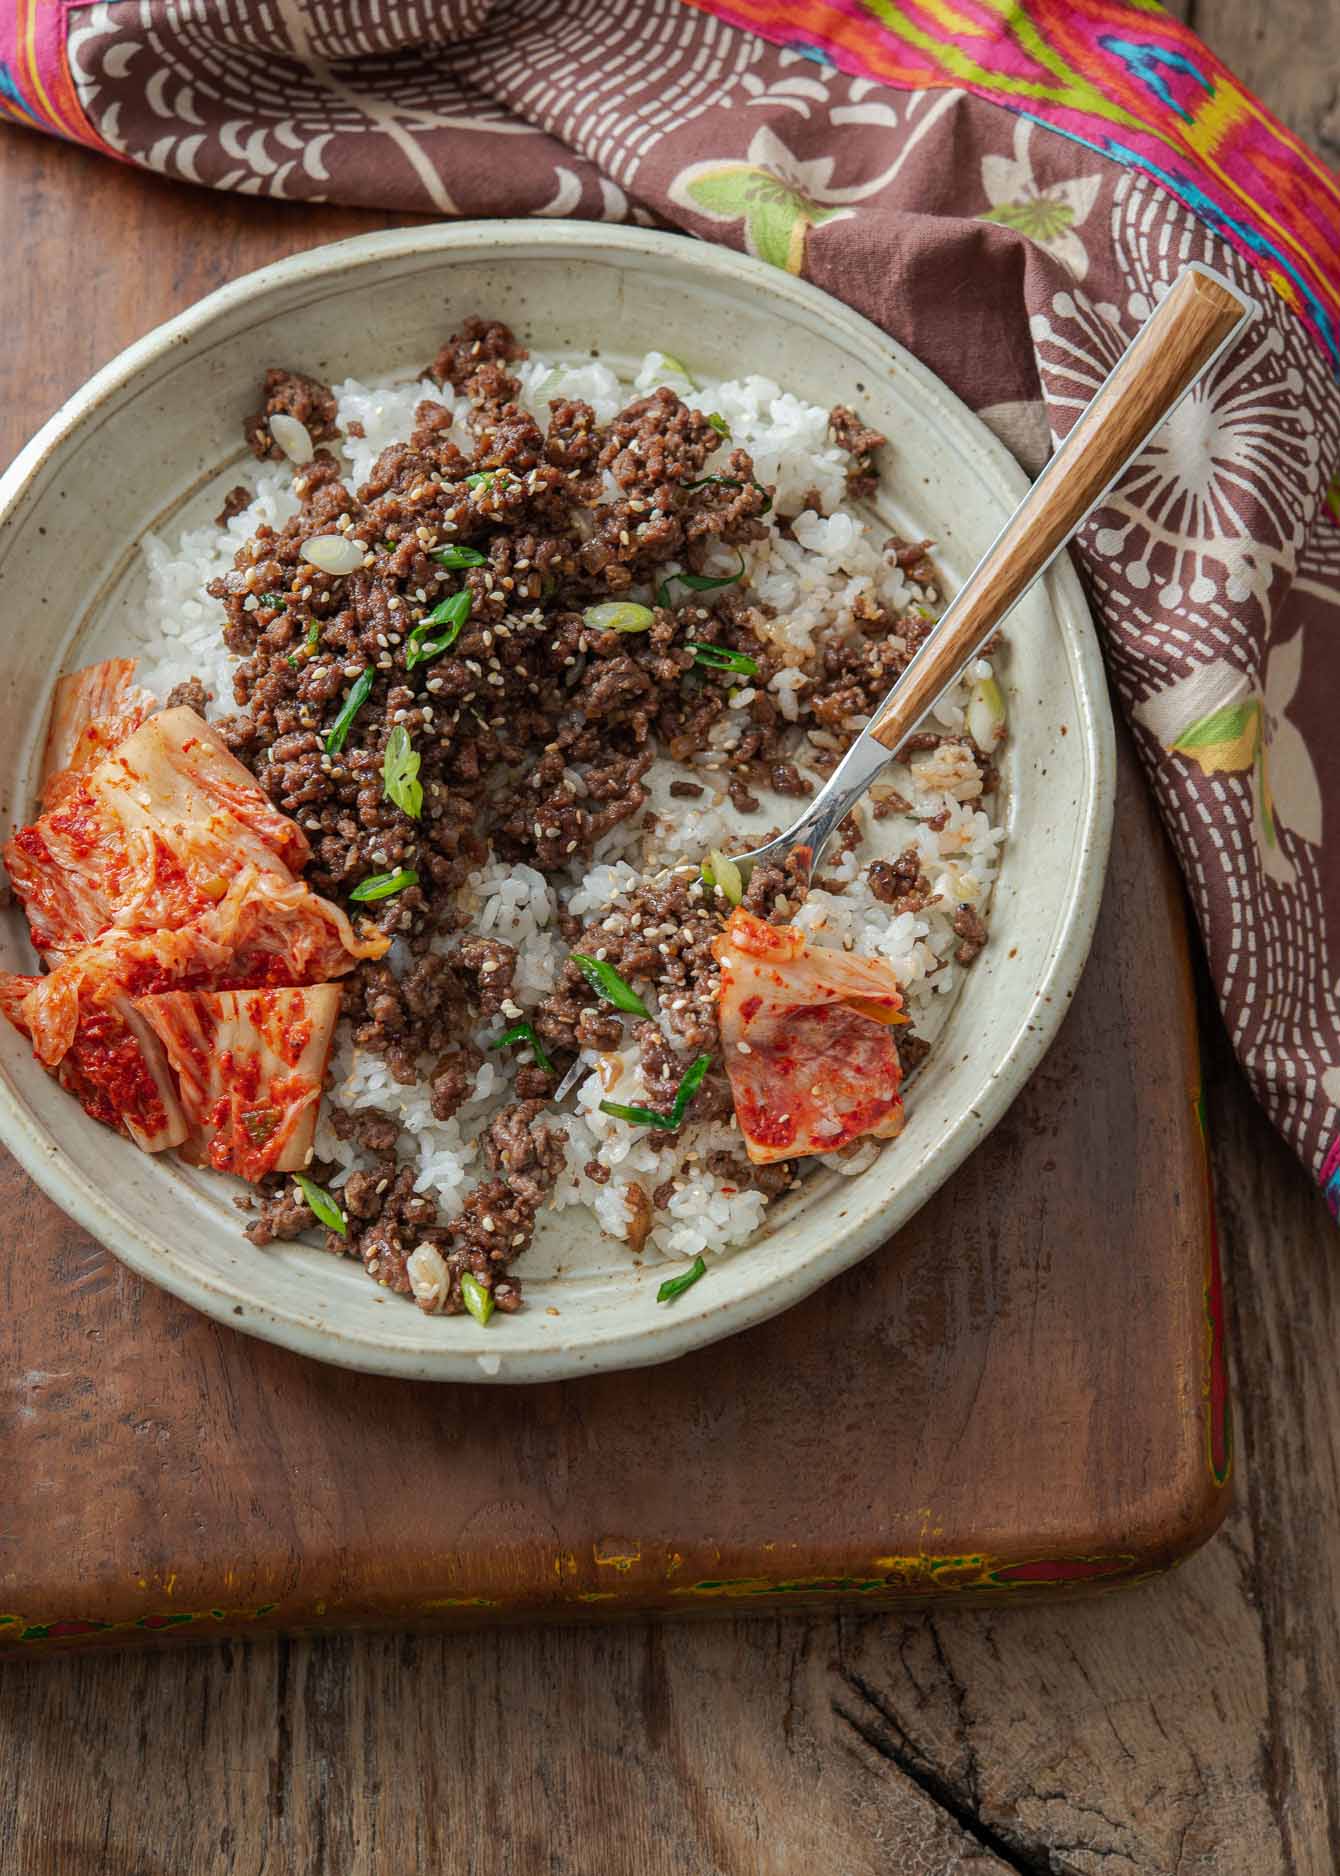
[4,0,1340,1217]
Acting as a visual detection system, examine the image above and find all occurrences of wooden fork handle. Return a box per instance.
[868,266,1252,752]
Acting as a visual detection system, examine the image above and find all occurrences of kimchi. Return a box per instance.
[713,907,907,1165]
[0,660,386,1173]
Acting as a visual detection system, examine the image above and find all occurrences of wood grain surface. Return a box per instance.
[0,724,1220,1644]
[2,6,1339,1870]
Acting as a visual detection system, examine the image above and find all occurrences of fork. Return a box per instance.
[731,265,1254,890]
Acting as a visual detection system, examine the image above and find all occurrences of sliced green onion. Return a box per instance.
[655,352,695,388]
[430,544,486,568]
[295,1173,346,1237]
[489,1021,554,1073]
[382,724,423,820]
[583,602,654,635]
[681,475,772,515]
[599,1053,713,1132]
[669,1053,712,1124]
[461,1270,495,1327]
[687,641,759,676]
[702,849,743,906]
[706,412,731,439]
[599,1098,679,1130]
[324,667,375,755]
[656,552,746,608]
[424,590,470,628]
[302,618,321,654]
[570,953,651,1018]
[406,588,471,668]
[260,592,288,609]
[466,470,510,492]
[349,868,419,903]
[968,673,1007,752]
[657,1255,707,1303]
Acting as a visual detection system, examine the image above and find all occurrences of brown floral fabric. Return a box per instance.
[12,0,1340,1210]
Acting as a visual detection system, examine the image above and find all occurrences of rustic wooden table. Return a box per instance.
[1,8,1337,1871]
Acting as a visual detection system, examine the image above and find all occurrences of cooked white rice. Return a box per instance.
[127,353,1005,1267]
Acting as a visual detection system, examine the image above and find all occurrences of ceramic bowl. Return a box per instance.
[0,222,1114,1381]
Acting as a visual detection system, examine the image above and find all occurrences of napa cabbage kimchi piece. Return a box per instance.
[39,657,156,810]
[0,661,385,1170]
[713,907,907,1165]
[136,985,342,1179]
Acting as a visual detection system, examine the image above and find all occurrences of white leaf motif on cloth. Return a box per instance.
[979,120,1102,280]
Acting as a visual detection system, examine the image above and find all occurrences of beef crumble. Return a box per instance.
[192,320,986,1312]
[244,367,341,462]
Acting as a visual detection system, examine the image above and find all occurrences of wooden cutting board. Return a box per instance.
[0,726,1228,1652]
[0,154,1227,1653]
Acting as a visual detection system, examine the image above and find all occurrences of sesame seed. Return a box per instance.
[737,1041,752,1055]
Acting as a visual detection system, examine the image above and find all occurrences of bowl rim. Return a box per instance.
[0,219,1116,1381]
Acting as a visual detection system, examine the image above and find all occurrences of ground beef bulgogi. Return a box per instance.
[211,317,983,1313]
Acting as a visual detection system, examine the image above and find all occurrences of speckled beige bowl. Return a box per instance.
[0,223,1114,1382]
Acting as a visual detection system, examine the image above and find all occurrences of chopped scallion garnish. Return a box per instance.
[669,1053,712,1121]
[657,1255,707,1303]
[570,953,651,1018]
[656,552,747,608]
[324,667,375,755]
[260,592,288,609]
[406,588,471,668]
[701,850,743,906]
[295,1174,346,1236]
[656,352,696,388]
[430,544,486,569]
[687,641,758,676]
[460,1270,495,1326]
[706,412,731,439]
[489,1021,554,1073]
[583,602,654,634]
[599,1052,713,1131]
[466,470,510,492]
[349,868,419,903]
[381,724,423,820]
[599,1098,678,1129]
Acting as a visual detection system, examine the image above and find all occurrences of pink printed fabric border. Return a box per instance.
[683,0,1340,376]
[0,0,111,148]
